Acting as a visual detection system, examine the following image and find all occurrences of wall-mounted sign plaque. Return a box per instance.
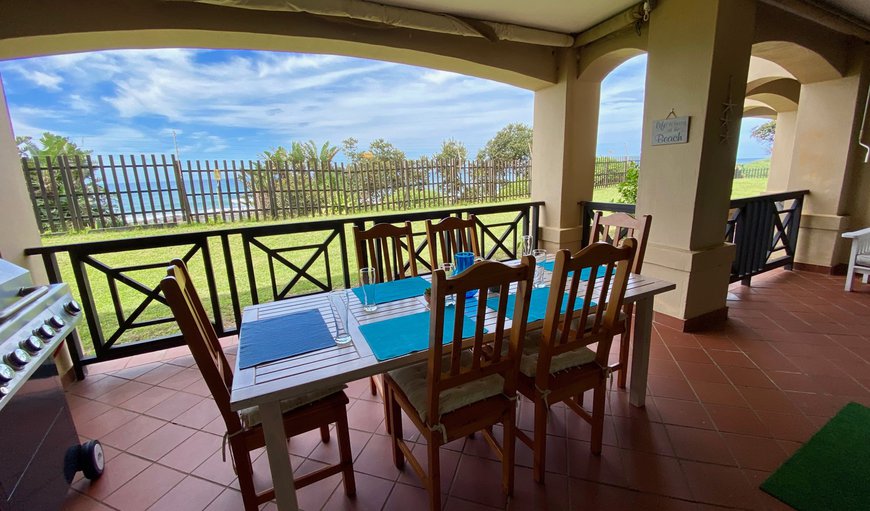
[651,116,690,146]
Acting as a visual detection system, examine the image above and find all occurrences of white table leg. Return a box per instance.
[629,297,654,407]
[259,401,299,511]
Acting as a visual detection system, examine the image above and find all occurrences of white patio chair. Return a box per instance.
[843,227,870,291]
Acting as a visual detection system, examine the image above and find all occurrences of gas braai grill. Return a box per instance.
[0,257,104,511]
[0,258,81,406]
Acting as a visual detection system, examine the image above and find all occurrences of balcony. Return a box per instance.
[63,269,869,511]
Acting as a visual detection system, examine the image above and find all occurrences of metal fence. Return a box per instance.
[22,155,532,233]
[579,189,808,285]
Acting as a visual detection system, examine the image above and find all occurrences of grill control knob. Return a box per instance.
[0,364,13,382]
[48,316,66,329]
[35,325,55,340]
[20,336,44,355]
[5,349,30,369]
[65,300,82,315]
[0,386,8,399]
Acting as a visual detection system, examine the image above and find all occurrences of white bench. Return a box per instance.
[843,227,870,291]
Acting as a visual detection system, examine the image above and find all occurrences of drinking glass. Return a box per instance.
[359,267,378,312]
[331,289,353,345]
[532,248,548,288]
[521,234,534,257]
[441,262,456,307]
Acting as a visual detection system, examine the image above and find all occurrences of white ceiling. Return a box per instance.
[373,0,639,34]
[820,0,870,24]
[375,1,869,35]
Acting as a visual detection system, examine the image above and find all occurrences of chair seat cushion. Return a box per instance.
[519,329,596,377]
[388,352,504,423]
[238,385,346,429]
[857,254,870,267]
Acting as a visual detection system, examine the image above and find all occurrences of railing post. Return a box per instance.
[42,252,86,380]
[785,193,805,271]
[580,201,592,248]
[59,155,83,231]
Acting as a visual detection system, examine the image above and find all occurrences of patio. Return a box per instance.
[62,269,870,511]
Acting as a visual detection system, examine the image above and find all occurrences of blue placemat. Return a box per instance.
[351,276,430,305]
[359,311,481,361]
[540,261,611,281]
[486,287,595,323]
[238,309,335,369]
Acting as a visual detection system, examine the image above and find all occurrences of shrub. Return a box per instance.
[616,162,639,204]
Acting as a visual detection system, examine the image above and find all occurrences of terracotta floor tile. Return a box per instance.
[323,472,395,511]
[449,454,509,508]
[704,404,768,437]
[680,460,760,509]
[68,375,128,400]
[737,386,801,414]
[446,496,502,511]
[347,398,387,433]
[116,384,177,413]
[566,440,628,487]
[567,478,638,509]
[144,390,203,421]
[295,460,343,511]
[648,375,696,401]
[654,397,715,430]
[353,433,404,481]
[128,422,196,461]
[100,413,166,450]
[708,349,756,368]
[721,433,788,472]
[203,488,245,511]
[677,361,729,384]
[383,482,432,511]
[71,452,151,501]
[509,466,568,511]
[690,380,748,408]
[764,370,816,393]
[397,442,462,490]
[102,463,185,511]
[159,430,222,473]
[76,407,139,440]
[148,475,224,511]
[665,425,735,466]
[612,416,674,456]
[669,346,713,364]
[62,490,115,511]
[68,396,113,425]
[111,361,161,381]
[621,449,692,501]
[192,449,240,487]
[309,428,372,465]
[169,396,221,429]
[134,362,184,385]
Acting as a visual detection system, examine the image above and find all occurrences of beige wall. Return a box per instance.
[636,0,755,320]
[0,75,45,280]
[766,110,797,192]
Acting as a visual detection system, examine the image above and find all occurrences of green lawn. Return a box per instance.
[592,177,768,202]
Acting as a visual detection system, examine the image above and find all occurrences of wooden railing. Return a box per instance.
[26,201,542,378]
[580,190,809,284]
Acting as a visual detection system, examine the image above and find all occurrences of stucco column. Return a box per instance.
[785,61,869,270]
[766,111,797,192]
[531,49,599,253]
[636,0,755,326]
[0,75,45,280]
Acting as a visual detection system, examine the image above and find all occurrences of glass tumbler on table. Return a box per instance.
[331,289,353,345]
[441,262,456,307]
[532,248,548,288]
[359,267,378,312]
[521,234,534,257]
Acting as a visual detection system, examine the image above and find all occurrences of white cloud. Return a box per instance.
[26,70,63,90]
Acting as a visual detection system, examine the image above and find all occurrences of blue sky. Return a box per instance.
[0,49,769,162]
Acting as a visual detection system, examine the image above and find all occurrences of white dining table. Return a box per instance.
[229,268,675,511]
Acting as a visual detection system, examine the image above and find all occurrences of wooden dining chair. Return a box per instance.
[352,221,420,425]
[160,259,355,511]
[425,214,481,269]
[589,211,651,389]
[353,221,419,283]
[517,240,636,483]
[384,257,535,511]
